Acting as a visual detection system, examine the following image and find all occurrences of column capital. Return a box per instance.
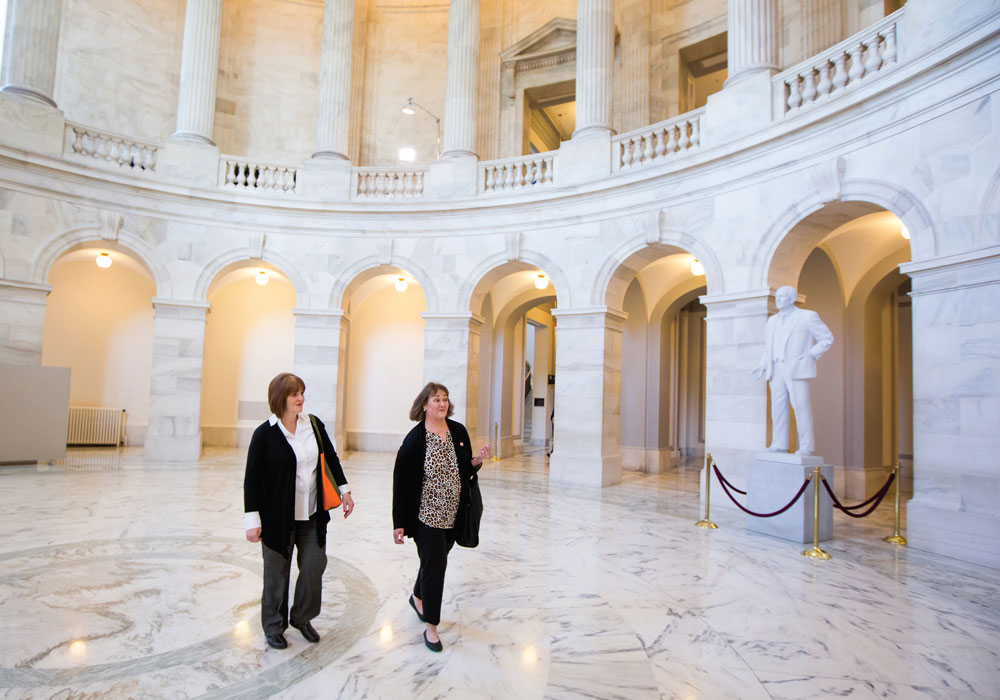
[293,307,350,328]
[151,298,210,320]
[699,289,775,319]
[900,245,1000,295]
[0,279,52,304]
[551,306,628,330]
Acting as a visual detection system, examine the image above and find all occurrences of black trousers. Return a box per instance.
[261,516,327,636]
[413,521,456,626]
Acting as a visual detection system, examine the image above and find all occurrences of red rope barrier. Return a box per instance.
[714,466,747,495]
[713,464,811,518]
[820,472,895,519]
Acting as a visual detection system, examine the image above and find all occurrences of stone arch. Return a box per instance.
[756,179,935,290]
[593,230,723,309]
[330,255,438,312]
[31,226,171,296]
[193,248,311,307]
[460,250,571,317]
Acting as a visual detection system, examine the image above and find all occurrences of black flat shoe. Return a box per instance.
[265,633,287,649]
[290,621,320,643]
[409,595,425,622]
[423,631,443,652]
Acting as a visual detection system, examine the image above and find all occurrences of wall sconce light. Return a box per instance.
[395,276,408,292]
[690,258,705,276]
[900,224,911,240]
[398,147,416,162]
[95,252,112,268]
[534,273,549,290]
[400,97,442,157]
[255,270,269,286]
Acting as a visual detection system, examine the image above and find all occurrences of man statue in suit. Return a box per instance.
[751,286,834,456]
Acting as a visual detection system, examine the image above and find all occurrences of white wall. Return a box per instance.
[200,272,296,441]
[620,278,648,453]
[41,251,155,439]
[345,280,425,446]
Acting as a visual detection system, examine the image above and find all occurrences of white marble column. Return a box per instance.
[573,0,615,138]
[293,309,349,451]
[726,0,780,85]
[422,312,484,438]
[0,280,50,365]
[802,0,844,58]
[0,0,63,107]
[699,291,772,509]
[618,0,650,133]
[313,0,355,160]
[548,308,625,487]
[172,0,223,144]
[144,300,208,462]
[441,0,480,159]
[901,250,1000,569]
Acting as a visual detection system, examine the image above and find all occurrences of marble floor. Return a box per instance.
[0,447,998,700]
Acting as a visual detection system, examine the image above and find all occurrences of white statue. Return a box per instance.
[751,286,834,456]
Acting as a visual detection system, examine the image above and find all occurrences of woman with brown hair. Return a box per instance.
[244,372,355,650]
[392,382,489,652]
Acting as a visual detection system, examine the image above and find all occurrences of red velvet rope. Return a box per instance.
[714,466,747,495]
[713,464,811,518]
[820,472,895,519]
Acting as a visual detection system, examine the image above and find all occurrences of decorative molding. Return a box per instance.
[505,232,524,262]
[248,232,266,260]
[99,210,123,241]
[810,156,846,204]
[500,18,576,74]
[378,238,394,266]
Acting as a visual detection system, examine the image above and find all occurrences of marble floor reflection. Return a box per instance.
[0,447,997,699]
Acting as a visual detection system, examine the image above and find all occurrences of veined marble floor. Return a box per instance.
[0,447,997,700]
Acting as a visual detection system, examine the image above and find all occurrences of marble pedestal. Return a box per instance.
[746,452,832,543]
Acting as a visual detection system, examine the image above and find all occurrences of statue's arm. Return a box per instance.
[806,312,834,358]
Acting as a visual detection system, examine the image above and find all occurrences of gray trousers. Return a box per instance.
[261,517,327,635]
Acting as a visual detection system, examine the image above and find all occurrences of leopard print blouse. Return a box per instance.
[418,429,461,529]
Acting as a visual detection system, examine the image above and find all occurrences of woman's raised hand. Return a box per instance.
[472,444,491,466]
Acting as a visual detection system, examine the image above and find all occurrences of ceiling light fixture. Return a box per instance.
[395,277,408,292]
[96,252,112,268]
[690,258,705,276]
[534,273,549,290]
[255,270,269,286]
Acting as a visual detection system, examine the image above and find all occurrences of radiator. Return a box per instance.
[67,407,126,446]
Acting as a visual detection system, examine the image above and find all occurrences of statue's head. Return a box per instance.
[775,286,797,311]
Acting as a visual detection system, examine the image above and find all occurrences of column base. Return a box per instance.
[908,497,1000,570]
[298,158,352,201]
[144,433,203,462]
[425,155,478,199]
[549,450,621,487]
[704,70,775,145]
[159,139,220,188]
[0,91,64,157]
[746,452,833,543]
[558,130,612,187]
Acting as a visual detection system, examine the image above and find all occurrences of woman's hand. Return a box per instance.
[342,492,355,518]
[471,444,491,466]
[393,528,405,544]
[246,527,261,543]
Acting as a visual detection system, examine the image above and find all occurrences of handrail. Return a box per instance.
[352,166,428,199]
[612,108,704,171]
[219,155,298,194]
[479,151,557,194]
[64,122,160,173]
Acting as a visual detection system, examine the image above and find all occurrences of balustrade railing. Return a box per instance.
[480,152,556,194]
[613,109,704,171]
[776,8,901,116]
[220,156,298,194]
[352,167,427,199]
[65,123,159,173]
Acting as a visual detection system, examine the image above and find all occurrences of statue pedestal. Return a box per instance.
[746,452,833,543]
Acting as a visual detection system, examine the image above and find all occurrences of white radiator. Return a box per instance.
[67,407,126,446]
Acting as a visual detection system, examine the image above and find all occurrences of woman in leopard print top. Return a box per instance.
[392,382,490,652]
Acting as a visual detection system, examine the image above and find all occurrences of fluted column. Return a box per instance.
[441,0,480,158]
[574,0,615,138]
[618,0,650,133]
[313,0,355,160]
[726,0,780,85]
[172,0,223,144]
[0,0,63,107]
[802,0,844,58]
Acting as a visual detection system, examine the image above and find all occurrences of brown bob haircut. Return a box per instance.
[268,372,306,416]
[409,382,453,421]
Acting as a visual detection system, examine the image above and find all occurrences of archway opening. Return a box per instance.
[342,269,426,452]
[42,245,155,447]
[199,262,296,447]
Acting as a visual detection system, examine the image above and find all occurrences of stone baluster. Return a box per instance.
[173,0,223,144]
[574,0,615,138]
[313,0,354,160]
[831,53,849,90]
[816,62,833,97]
[441,0,480,159]
[863,33,884,75]
[847,44,865,83]
[0,0,63,107]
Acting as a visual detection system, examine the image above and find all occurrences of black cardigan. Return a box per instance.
[244,414,347,555]
[392,418,477,538]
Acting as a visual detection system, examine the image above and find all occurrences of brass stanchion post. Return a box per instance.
[801,466,831,560]
[695,452,718,529]
[491,422,501,462]
[883,462,907,546]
